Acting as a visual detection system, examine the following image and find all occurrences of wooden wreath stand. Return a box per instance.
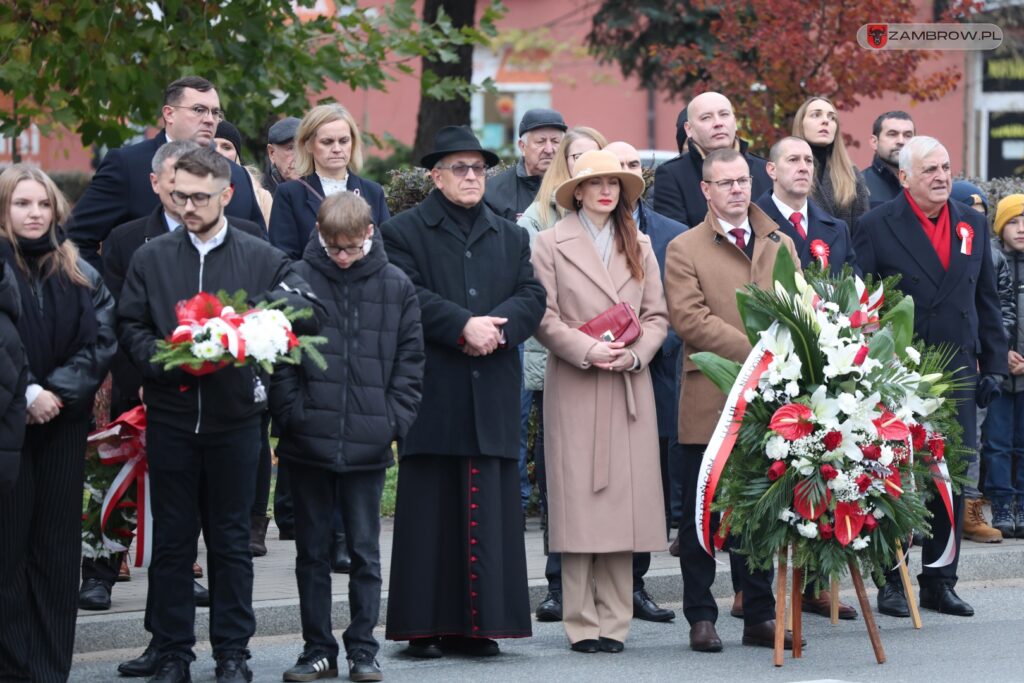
[772,540,921,667]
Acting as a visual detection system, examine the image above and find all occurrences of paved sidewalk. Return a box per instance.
[74,516,1024,653]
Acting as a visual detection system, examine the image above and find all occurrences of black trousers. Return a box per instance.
[0,417,90,683]
[251,412,272,519]
[291,462,385,657]
[678,444,775,626]
[147,419,260,661]
[274,460,294,535]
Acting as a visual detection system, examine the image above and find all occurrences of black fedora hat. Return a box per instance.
[420,125,500,169]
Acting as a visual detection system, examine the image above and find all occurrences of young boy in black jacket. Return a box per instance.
[271,192,424,683]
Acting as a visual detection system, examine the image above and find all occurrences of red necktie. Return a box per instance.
[729,228,746,251]
[790,211,806,239]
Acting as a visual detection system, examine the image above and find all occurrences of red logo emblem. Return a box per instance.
[866,24,888,49]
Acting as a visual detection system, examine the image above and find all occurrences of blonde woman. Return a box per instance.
[269,103,389,259]
[792,96,870,230]
[0,165,116,682]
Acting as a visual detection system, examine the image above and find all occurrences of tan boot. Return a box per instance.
[963,498,1003,543]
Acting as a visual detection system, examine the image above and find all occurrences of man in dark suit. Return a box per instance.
[756,136,860,278]
[653,92,771,227]
[68,75,266,272]
[854,135,1008,618]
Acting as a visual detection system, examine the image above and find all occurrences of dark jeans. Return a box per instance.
[667,439,685,527]
[519,385,542,511]
[678,444,775,626]
[291,462,385,657]
[982,391,1024,504]
[147,420,260,661]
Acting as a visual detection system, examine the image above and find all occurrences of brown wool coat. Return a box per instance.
[664,204,800,445]
[532,213,669,553]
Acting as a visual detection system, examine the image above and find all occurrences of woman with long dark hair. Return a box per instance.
[0,165,116,682]
[531,150,668,653]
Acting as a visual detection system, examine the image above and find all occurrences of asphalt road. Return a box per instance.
[70,578,1024,682]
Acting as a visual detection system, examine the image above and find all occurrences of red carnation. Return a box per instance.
[823,431,843,451]
[767,461,787,481]
[769,403,815,441]
[909,423,927,451]
[820,463,839,480]
[863,514,878,531]
[853,345,870,366]
[819,522,834,540]
[856,473,873,493]
[927,435,945,461]
[861,444,881,461]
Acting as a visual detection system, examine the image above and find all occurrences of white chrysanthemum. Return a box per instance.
[851,536,871,550]
[905,346,921,364]
[743,388,758,403]
[766,435,790,460]
[785,380,801,397]
[762,387,777,403]
[872,507,886,519]
[239,311,291,362]
[779,509,798,524]
[191,339,225,360]
[796,521,819,539]
[836,392,859,415]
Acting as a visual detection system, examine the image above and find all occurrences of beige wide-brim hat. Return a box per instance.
[554,150,646,211]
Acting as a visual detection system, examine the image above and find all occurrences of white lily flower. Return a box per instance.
[878,444,895,467]
[794,457,815,476]
[810,385,841,429]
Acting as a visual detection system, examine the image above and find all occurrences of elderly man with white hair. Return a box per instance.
[484,108,567,221]
[853,135,1008,618]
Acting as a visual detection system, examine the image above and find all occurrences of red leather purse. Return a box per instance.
[578,301,642,346]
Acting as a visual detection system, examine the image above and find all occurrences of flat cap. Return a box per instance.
[268,116,300,145]
[518,108,567,137]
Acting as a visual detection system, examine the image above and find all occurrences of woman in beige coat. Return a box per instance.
[531,150,668,654]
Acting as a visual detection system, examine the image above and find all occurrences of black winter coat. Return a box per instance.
[863,155,902,210]
[118,223,325,434]
[271,235,424,472]
[0,263,27,493]
[381,190,547,459]
[483,159,541,222]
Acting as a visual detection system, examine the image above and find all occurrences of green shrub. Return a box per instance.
[50,171,93,205]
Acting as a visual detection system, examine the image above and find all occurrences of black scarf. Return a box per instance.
[811,142,833,183]
[0,233,96,382]
[436,190,483,236]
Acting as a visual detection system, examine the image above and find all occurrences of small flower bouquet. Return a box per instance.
[151,290,326,376]
[692,252,966,588]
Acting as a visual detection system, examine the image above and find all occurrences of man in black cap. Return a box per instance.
[484,108,567,221]
[265,116,301,194]
[382,125,546,658]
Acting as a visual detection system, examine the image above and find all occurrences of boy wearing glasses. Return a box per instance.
[270,192,425,682]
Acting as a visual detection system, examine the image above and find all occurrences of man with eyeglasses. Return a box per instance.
[664,148,801,654]
[484,108,567,222]
[69,76,267,273]
[117,147,323,683]
[653,91,772,228]
[381,125,546,659]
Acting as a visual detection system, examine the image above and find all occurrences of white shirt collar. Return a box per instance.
[188,218,228,256]
[163,212,182,232]
[771,193,808,230]
[717,215,751,245]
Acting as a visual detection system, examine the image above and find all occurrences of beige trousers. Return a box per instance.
[561,551,633,644]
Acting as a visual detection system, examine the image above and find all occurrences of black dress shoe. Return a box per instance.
[439,635,500,656]
[193,580,210,607]
[570,639,600,653]
[742,620,804,649]
[920,585,974,616]
[215,654,252,682]
[598,637,624,653]
[405,637,443,658]
[117,644,159,677]
[876,582,909,617]
[149,657,191,683]
[688,620,722,652]
[78,578,112,611]
[536,590,563,622]
[331,533,351,574]
[633,589,675,622]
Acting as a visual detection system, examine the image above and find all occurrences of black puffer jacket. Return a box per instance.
[271,234,424,472]
[0,263,27,493]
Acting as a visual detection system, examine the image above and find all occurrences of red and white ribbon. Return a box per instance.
[695,327,775,557]
[923,459,956,568]
[810,239,830,270]
[956,222,974,256]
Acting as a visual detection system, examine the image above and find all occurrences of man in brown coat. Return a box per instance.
[664,148,800,653]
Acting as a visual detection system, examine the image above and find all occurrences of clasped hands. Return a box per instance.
[27,389,63,425]
[586,340,635,372]
[461,316,508,356]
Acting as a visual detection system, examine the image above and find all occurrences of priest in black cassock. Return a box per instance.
[381,126,546,658]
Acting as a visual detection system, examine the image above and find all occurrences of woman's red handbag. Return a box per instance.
[578,301,642,346]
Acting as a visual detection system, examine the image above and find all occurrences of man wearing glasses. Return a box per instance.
[69,76,266,272]
[653,91,772,228]
[381,126,546,659]
[664,148,801,654]
[117,147,322,683]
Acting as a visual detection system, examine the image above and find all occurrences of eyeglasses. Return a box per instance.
[324,241,367,257]
[170,187,228,207]
[168,104,225,122]
[704,176,752,190]
[437,163,486,177]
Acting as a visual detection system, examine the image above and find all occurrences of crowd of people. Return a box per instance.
[0,74,1021,683]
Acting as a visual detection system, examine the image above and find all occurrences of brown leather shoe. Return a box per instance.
[742,620,805,650]
[689,620,723,652]
[730,591,743,618]
[117,557,131,582]
[802,589,857,620]
[668,533,680,557]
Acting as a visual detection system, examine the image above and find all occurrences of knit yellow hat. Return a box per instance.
[995,194,1024,237]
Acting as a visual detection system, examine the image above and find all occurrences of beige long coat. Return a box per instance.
[531,213,669,554]
[663,205,799,445]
